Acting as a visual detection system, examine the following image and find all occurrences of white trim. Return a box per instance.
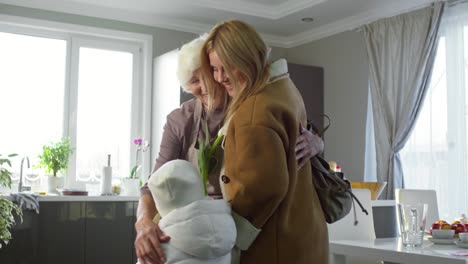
[68,36,79,187]
[0,2,211,37]
[0,14,153,183]
[0,14,152,44]
[141,42,153,182]
[189,0,327,19]
[0,0,434,48]
[1,0,326,21]
[264,0,436,48]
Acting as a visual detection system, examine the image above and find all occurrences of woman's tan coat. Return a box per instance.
[221,74,329,264]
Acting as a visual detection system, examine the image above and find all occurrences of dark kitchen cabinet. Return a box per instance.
[0,201,137,264]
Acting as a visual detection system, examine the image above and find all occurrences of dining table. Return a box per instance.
[330,237,468,264]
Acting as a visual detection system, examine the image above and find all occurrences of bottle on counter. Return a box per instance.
[100,154,113,195]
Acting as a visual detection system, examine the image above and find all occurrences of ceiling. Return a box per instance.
[0,0,435,47]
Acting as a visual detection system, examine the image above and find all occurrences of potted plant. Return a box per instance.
[121,138,148,196]
[0,153,22,249]
[37,138,73,193]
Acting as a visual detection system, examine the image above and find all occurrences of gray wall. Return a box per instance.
[270,47,288,61]
[285,31,369,182]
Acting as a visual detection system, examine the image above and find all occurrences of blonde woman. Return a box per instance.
[134,34,324,264]
[200,20,328,263]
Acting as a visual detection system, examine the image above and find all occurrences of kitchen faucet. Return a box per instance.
[18,156,30,192]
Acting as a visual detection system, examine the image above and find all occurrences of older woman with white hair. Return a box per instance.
[134,35,323,264]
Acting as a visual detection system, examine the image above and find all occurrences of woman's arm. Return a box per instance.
[135,194,169,264]
[135,114,183,264]
[225,125,289,229]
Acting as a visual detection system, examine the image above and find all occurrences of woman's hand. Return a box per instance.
[135,216,170,264]
[296,124,324,170]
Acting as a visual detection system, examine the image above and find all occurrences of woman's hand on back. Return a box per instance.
[296,124,324,170]
[135,213,170,264]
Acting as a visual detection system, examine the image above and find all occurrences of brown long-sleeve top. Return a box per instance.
[141,99,225,195]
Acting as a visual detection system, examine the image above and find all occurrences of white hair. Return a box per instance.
[176,34,208,92]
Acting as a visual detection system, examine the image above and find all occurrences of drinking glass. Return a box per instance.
[398,203,428,247]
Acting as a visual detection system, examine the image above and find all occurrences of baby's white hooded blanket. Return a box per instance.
[159,198,236,264]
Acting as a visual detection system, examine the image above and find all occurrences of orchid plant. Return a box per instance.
[197,122,224,195]
[129,138,149,179]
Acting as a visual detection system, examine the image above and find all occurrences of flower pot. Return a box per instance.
[121,178,140,196]
[47,175,62,194]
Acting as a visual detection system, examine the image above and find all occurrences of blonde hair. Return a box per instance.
[200,20,271,120]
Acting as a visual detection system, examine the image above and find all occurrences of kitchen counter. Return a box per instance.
[0,193,140,202]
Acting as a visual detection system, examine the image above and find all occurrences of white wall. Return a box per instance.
[286,30,369,181]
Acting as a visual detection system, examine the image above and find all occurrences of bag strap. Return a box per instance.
[307,114,331,137]
[349,190,369,225]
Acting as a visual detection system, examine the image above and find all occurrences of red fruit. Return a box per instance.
[451,223,466,234]
[464,223,468,230]
[432,223,441,230]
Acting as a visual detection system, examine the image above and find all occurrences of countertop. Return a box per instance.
[0,194,395,204]
[0,194,140,202]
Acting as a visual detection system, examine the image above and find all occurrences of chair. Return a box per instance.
[328,189,382,264]
[395,189,439,231]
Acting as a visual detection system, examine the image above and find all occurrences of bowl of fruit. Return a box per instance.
[431,229,455,239]
[431,220,468,238]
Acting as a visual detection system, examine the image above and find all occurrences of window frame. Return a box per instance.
[0,14,153,184]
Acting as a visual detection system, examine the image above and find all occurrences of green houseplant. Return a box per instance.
[37,138,73,177]
[37,138,73,193]
[0,153,22,249]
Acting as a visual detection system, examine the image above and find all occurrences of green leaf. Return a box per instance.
[197,121,225,196]
[0,197,22,247]
[130,165,139,179]
[0,154,15,189]
[208,135,224,157]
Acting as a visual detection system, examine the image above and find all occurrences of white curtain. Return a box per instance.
[401,2,468,221]
[364,85,377,182]
[362,3,445,199]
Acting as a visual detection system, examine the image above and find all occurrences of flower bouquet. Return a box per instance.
[197,122,224,195]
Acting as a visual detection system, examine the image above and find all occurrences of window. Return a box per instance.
[400,8,468,221]
[74,46,136,182]
[0,17,152,190]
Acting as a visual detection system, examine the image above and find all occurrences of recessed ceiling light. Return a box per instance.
[301,17,314,23]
